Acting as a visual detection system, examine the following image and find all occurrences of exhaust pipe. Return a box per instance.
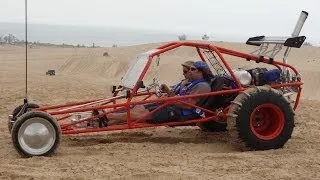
[292,11,308,37]
[283,10,308,78]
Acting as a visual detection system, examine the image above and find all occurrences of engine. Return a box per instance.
[233,68,282,86]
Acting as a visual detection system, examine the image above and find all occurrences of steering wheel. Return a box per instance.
[147,77,163,97]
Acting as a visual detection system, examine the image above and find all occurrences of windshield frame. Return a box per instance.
[121,49,159,89]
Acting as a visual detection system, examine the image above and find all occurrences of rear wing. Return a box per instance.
[246,36,306,48]
[246,11,308,61]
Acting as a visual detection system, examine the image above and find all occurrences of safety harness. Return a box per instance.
[175,78,206,116]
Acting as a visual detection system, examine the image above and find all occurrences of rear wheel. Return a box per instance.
[227,86,294,150]
[250,103,285,140]
[11,111,61,158]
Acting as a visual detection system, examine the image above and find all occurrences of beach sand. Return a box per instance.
[0,42,319,179]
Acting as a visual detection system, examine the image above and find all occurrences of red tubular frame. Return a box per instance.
[34,41,303,135]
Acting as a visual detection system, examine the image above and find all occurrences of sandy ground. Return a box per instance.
[0,42,320,179]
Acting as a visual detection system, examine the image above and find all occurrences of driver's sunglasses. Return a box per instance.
[183,67,197,74]
[190,67,197,71]
[183,69,189,74]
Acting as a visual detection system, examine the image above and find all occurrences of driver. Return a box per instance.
[106,61,212,125]
[161,60,194,97]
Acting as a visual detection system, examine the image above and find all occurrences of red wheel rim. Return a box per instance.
[250,103,285,140]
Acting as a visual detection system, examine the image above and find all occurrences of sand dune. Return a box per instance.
[0,42,320,179]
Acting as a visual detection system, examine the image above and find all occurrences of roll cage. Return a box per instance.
[31,40,303,135]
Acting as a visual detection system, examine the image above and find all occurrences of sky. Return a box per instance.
[0,0,319,43]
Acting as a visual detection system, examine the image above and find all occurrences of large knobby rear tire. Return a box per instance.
[8,103,39,133]
[227,86,294,150]
[11,111,61,158]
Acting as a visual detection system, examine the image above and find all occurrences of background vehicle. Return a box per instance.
[46,70,55,76]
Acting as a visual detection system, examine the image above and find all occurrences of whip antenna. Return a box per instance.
[24,0,28,102]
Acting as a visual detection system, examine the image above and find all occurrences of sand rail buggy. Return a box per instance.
[8,11,308,157]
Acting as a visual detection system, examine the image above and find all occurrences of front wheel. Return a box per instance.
[11,111,61,158]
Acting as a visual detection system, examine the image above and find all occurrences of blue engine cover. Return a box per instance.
[262,69,281,82]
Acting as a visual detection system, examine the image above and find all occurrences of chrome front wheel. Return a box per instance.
[11,111,61,158]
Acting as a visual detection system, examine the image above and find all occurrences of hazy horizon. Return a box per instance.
[0,22,258,47]
[1,22,319,47]
[1,0,319,46]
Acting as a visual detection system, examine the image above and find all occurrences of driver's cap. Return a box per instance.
[181,61,195,68]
